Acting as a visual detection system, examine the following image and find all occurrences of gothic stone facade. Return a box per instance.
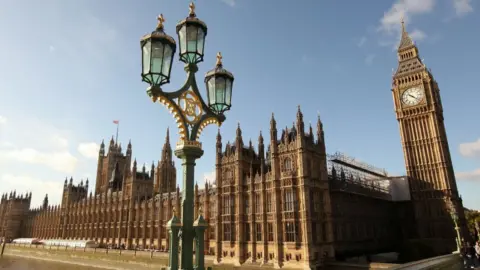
[1,108,404,269]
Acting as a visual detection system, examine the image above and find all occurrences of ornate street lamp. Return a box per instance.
[140,3,234,270]
[448,200,462,252]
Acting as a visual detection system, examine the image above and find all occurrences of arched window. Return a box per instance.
[284,158,292,171]
[226,169,233,178]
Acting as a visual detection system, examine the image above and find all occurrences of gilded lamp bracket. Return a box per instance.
[147,63,225,145]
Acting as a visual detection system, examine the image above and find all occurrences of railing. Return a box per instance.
[389,252,461,270]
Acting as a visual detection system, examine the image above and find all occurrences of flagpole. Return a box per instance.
[115,122,119,145]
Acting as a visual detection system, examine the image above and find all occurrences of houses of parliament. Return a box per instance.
[0,22,468,269]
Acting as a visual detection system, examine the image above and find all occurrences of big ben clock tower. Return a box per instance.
[392,20,467,253]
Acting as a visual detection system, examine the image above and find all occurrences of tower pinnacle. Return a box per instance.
[398,18,414,51]
[161,128,172,162]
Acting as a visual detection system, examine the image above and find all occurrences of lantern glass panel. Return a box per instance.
[142,41,151,75]
[179,26,187,55]
[151,41,165,84]
[162,44,173,78]
[207,78,216,105]
[186,25,199,63]
[196,28,205,55]
[215,77,226,112]
[225,79,232,106]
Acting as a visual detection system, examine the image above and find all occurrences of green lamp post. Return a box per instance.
[449,200,462,252]
[140,3,234,270]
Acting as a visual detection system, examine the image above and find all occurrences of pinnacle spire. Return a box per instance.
[296,105,304,135]
[258,130,264,143]
[165,127,170,145]
[317,112,324,143]
[236,122,242,137]
[398,17,414,51]
[216,128,222,143]
[161,128,172,162]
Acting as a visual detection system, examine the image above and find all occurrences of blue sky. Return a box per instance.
[1,0,479,209]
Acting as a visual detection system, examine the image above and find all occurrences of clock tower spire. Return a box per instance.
[391,19,467,253]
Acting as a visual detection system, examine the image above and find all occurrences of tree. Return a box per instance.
[464,208,480,240]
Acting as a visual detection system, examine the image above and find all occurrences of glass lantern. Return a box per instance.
[141,15,176,86]
[176,3,208,64]
[205,53,234,114]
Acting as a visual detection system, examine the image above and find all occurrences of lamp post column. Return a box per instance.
[193,210,208,270]
[175,144,204,270]
[167,210,182,270]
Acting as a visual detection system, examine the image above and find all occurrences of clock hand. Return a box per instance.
[408,94,416,98]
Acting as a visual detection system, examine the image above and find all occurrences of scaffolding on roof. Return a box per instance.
[328,151,388,178]
[327,152,391,197]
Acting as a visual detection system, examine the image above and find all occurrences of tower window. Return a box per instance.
[285,222,297,242]
[284,158,292,171]
[223,224,231,241]
[266,192,273,212]
[268,223,274,242]
[284,189,295,212]
[245,195,250,214]
[256,223,262,242]
[222,196,231,215]
[255,193,261,213]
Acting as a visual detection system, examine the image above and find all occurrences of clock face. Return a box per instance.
[401,87,424,106]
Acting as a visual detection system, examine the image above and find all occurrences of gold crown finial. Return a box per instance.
[189,2,196,17]
[157,14,165,29]
[216,52,223,66]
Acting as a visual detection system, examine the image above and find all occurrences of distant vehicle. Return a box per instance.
[11,238,41,245]
[40,239,99,248]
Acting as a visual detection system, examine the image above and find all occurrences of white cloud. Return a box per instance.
[51,134,69,149]
[0,115,78,173]
[377,0,435,49]
[221,0,236,7]
[0,174,64,208]
[409,29,427,41]
[0,141,14,148]
[197,171,216,187]
[0,115,6,125]
[0,148,78,173]
[456,169,480,181]
[77,142,100,159]
[365,54,376,66]
[453,0,473,16]
[459,138,480,158]
[379,0,435,33]
[357,37,367,47]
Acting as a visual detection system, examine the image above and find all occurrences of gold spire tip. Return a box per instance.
[216,52,223,66]
[157,14,165,29]
[189,2,196,16]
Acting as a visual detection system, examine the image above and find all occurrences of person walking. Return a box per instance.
[474,241,480,268]
[463,242,476,269]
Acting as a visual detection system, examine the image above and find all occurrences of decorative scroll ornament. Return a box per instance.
[178,90,203,125]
